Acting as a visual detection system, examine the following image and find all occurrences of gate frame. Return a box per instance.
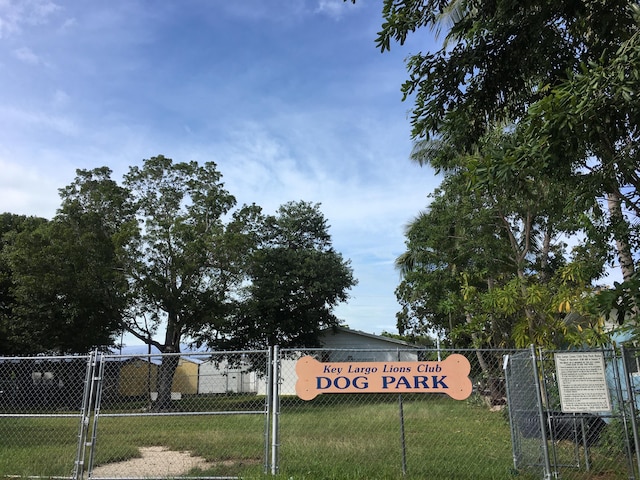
[505,345,640,480]
[81,349,273,480]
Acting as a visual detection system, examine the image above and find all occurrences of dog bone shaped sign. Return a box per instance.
[295,354,472,401]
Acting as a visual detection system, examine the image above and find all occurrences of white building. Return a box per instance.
[198,358,258,394]
[259,327,420,395]
[195,328,419,396]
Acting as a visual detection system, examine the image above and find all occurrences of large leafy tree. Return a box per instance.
[119,156,248,354]
[1,206,126,354]
[207,201,357,351]
[350,0,639,340]
[395,173,512,345]
[54,157,355,407]
[118,156,261,408]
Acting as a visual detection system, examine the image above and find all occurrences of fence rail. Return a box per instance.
[1,346,640,479]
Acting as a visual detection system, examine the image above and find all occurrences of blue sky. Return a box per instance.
[0,0,442,342]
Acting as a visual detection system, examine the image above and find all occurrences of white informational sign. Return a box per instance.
[555,352,611,413]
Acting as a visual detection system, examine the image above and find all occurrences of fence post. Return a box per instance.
[398,394,407,476]
[85,352,106,478]
[503,354,519,471]
[619,344,640,478]
[264,346,273,474]
[610,344,638,478]
[530,345,553,480]
[271,345,281,475]
[72,351,99,480]
[397,349,407,476]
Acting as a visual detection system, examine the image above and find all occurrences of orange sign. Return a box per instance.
[295,354,472,401]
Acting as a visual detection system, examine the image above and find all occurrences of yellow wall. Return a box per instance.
[172,358,198,394]
[118,359,157,396]
[118,358,199,396]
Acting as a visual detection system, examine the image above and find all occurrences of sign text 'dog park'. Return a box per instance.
[295,354,472,401]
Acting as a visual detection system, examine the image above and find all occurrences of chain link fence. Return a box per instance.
[3,346,640,479]
[87,350,271,479]
[506,346,640,479]
[0,354,93,479]
[276,347,517,480]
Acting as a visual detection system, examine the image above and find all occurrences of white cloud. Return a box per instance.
[0,0,61,38]
[51,89,70,108]
[0,105,78,135]
[0,156,62,217]
[58,16,76,32]
[315,0,356,19]
[28,0,59,21]
[13,45,40,64]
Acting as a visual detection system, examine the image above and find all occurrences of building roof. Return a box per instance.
[320,326,418,348]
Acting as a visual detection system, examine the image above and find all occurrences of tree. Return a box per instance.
[119,156,264,408]
[208,201,357,351]
[352,0,639,337]
[2,208,126,354]
[395,172,513,347]
[0,214,49,354]
[396,131,609,349]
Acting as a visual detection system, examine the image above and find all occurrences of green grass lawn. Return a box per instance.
[0,415,82,478]
[0,394,559,479]
[276,394,520,480]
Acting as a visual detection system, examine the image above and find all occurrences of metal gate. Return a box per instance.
[0,350,272,479]
[505,346,640,479]
[85,350,272,479]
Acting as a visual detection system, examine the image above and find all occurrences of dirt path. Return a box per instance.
[89,446,214,477]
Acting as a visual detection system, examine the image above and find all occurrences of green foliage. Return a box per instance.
[395,146,607,349]
[211,201,357,350]
[521,31,640,284]
[364,0,639,346]
[1,211,125,354]
[119,156,245,353]
[596,272,640,327]
[371,0,636,143]
[0,214,48,353]
[0,157,355,359]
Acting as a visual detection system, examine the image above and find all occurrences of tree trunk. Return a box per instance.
[153,314,181,411]
[155,354,179,411]
[606,191,636,283]
[539,223,553,284]
[466,313,505,405]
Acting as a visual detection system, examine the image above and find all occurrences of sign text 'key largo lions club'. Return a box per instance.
[295,354,472,401]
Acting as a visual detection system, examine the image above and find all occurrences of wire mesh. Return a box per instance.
[3,346,640,479]
[86,350,270,479]
[277,347,519,480]
[0,354,92,479]
[505,349,551,478]
[506,347,640,479]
